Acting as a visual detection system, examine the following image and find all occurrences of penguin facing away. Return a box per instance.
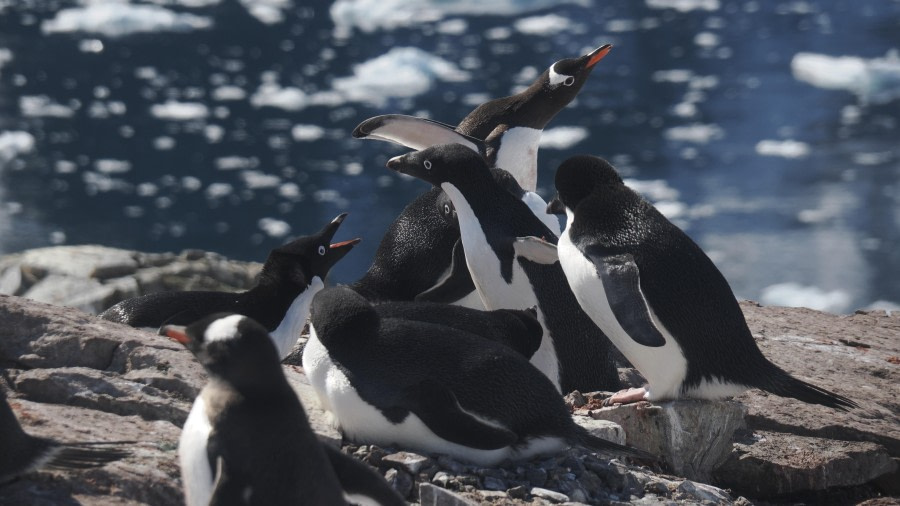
[102,213,360,359]
[354,43,612,192]
[162,313,405,506]
[385,144,622,394]
[303,286,651,467]
[534,155,858,410]
[0,388,131,484]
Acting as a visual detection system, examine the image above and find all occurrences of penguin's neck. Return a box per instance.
[267,276,324,359]
[492,127,541,192]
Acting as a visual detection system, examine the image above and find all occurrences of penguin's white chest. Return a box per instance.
[441,183,560,391]
[493,126,541,192]
[557,228,689,401]
[269,277,323,359]
[179,396,215,506]
[302,326,563,465]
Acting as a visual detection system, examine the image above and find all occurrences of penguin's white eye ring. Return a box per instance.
[317,245,326,256]
[443,203,451,215]
[563,76,575,86]
[423,160,432,170]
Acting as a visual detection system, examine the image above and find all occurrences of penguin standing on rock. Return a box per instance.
[385,144,622,394]
[101,214,360,359]
[303,286,650,467]
[531,155,858,410]
[162,314,405,506]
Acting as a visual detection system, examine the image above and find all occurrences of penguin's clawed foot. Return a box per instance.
[601,387,648,407]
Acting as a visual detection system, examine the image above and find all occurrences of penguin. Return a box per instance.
[1,388,130,484]
[384,144,621,394]
[162,313,405,506]
[303,286,651,467]
[533,155,858,410]
[354,43,613,192]
[101,214,360,359]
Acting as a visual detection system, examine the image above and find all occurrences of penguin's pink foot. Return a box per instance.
[602,387,648,406]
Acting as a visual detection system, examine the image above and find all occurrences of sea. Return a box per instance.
[0,0,898,314]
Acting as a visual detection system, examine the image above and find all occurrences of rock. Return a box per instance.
[482,476,506,491]
[564,390,587,409]
[714,430,897,498]
[419,483,479,506]
[675,480,733,503]
[531,487,570,503]
[573,416,626,445]
[508,485,529,499]
[382,451,433,475]
[384,468,414,499]
[585,398,746,482]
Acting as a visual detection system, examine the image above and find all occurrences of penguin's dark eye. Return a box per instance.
[423,160,432,170]
[443,203,451,215]
[564,76,575,86]
[317,245,326,256]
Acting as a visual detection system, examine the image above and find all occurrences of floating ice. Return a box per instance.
[237,0,292,24]
[291,124,325,142]
[513,14,574,36]
[664,123,724,143]
[436,19,468,35]
[212,85,247,101]
[0,131,35,165]
[0,48,12,74]
[205,182,234,199]
[94,159,131,174]
[215,156,259,171]
[646,0,720,12]
[150,101,208,120]
[539,126,589,149]
[624,178,681,202]
[42,3,213,38]
[20,95,76,118]
[250,83,308,111]
[755,139,810,159]
[330,47,470,106]
[760,282,851,314]
[258,217,291,238]
[240,170,281,189]
[330,0,588,34]
[791,50,900,105]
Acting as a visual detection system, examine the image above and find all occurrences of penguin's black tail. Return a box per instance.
[755,363,858,412]
[570,426,658,462]
[45,441,133,470]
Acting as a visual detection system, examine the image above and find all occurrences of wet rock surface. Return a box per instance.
[0,247,898,504]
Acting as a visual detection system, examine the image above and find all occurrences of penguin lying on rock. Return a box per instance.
[520,155,858,410]
[304,286,652,467]
[162,314,405,506]
[1,388,131,484]
[101,214,360,359]
[385,143,622,394]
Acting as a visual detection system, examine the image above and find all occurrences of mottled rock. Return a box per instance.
[573,416,626,445]
[714,431,897,498]
[675,480,733,503]
[419,483,479,506]
[382,451,433,475]
[385,468,414,499]
[531,486,570,503]
[586,399,746,482]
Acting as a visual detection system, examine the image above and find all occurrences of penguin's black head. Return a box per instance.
[547,155,623,215]
[529,44,612,121]
[435,191,459,230]
[261,213,361,288]
[162,313,283,390]
[385,143,489,187]
[310,286,380,346]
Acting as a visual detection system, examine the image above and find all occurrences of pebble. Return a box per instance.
[531,487,571,503]
[383,451,433,475]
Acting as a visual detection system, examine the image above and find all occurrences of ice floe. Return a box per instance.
[760,282,851,314]
[330,0,588,34]
[20,96,77,118]
[212,86,247,101]
[237,0,292,25]
[663,123,724,143]
[755,139,810,159]
[215,156,259,171]
[150,101,209,120]
[0,48,12,74]
[791,50,900,105]
[258,217,291,238]
[646,0,720,12]
[250,82,308,111]
[291,124,325,142]
[539,126,589,149]
[513,14,576,36]
[0,131,35,165]
[42,3,213,38]
[94,159,132,174]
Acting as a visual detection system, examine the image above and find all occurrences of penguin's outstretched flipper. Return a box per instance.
[321,445,406,506]
[353,114,486,155]
[587,252,667,348]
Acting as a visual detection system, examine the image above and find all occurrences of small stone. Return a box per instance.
[437,455,468,474]
[419,483,478,506]
[507,485,529,499]
[564,390,587,409]
[385,468,414,498]
[482,476,506,491]
[644,480,670,495]
[525,467,548,487]
[573,416,626,446]
[432,471,452,487]
[531,487,570,503]
[477,490,507,500]
[383,451,433,474]
[675,480,732,504]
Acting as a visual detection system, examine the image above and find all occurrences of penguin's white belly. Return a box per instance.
[303,327,564,466]
[493,127,541,192]
[269,276,323,359]
[442,183,561,391]
[557,231,688,401]
[179,396,215,506]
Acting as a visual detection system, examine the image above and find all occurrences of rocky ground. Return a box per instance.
[0,245,898,505]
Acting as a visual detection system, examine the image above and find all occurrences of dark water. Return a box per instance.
[0,0,898,313]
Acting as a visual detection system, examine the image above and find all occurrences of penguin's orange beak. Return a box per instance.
[162,325,191,345]
[330,238,361,249]
[585,44,612,68]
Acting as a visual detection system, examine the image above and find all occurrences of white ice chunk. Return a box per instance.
[755,139,810,159]
[539,126,589,150]
[42,3,212,38]
[760,282,851,314]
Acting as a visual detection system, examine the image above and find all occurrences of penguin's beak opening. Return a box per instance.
[585,44,612,69]
[546,197,565,215]
[320,213,360,259]
[161,325,191,345]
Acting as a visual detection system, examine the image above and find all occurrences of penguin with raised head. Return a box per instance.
[533,155,858,410]
[384,144,621,394]
[162,314,405,506]
[303,286,650,466]
[101,214,360,359]
[1,388,130,484]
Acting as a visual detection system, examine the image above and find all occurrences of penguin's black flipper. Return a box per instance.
[753,362,859,411]
[513,236,559,265]
[406,380,518,451]
[415,239,476,303]
[570,426,658,461]
[587,252,667,348]
[45,443,131,469]
[208,456,249,506]
[352,114,487,155]
[321,444,406,506]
